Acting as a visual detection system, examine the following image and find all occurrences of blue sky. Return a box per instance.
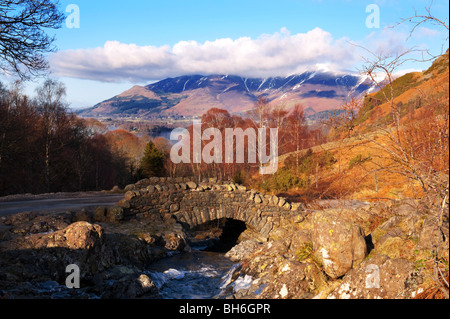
[12,0,450,108]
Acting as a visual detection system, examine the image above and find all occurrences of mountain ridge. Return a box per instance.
[78,70,376,119]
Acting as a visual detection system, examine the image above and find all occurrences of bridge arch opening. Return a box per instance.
[189,218,247,253]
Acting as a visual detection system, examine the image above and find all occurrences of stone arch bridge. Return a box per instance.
[119,177,305,239]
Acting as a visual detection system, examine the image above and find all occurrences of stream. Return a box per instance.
[146,250,239,299]
[145,219,249,299]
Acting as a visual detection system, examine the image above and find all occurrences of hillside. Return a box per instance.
[78,71,375,119]
[270,50,449,202]
[356,50,449,129]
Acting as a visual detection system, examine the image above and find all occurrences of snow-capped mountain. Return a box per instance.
[78,71,376,118]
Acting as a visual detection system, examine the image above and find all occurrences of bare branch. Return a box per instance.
[0,0,65,80]
[389,0,449,59]
[391,1,449,33]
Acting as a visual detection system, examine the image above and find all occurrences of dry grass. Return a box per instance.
[415,270,449,299]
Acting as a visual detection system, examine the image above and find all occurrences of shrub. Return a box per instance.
[348,154,372,169]
[260,168,301,192]
[139,141,165,177]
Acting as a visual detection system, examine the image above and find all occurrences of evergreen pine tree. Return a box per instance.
[139,141,164,177]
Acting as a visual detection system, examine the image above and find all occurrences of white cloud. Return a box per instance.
[49,28,361,83]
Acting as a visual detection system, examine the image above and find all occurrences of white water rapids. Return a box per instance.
[146,250,251,299]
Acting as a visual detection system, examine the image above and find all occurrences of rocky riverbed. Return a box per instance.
[0,177,448,299]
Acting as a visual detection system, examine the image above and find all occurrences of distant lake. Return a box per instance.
[148,129,173,141]
[106,124,188,145]
[107,125,173,140]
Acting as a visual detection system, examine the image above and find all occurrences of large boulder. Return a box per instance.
[225,240,265,262]
[28,221,103,251]
[163,232,187,252]
[326,254,422,299]
[224,239,328,299]
[312,211,368,279]
[64,222,103,250]
[11,222,108,282]
[417,216,449,255]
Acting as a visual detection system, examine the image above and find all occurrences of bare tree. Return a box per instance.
[0,80,24,169]
[35,78,67,191]
[250,97,270,178]
[285,104,308,169]
[250,96,270,130]
[0,0,65,79]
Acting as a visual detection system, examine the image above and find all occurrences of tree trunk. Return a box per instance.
[316,163,319,189]
[374,170,379,193]
[45,141,50,192]
[44,112,54,193]
[0,102,11,170]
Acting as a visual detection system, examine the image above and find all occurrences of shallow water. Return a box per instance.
[146,250,238,299]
